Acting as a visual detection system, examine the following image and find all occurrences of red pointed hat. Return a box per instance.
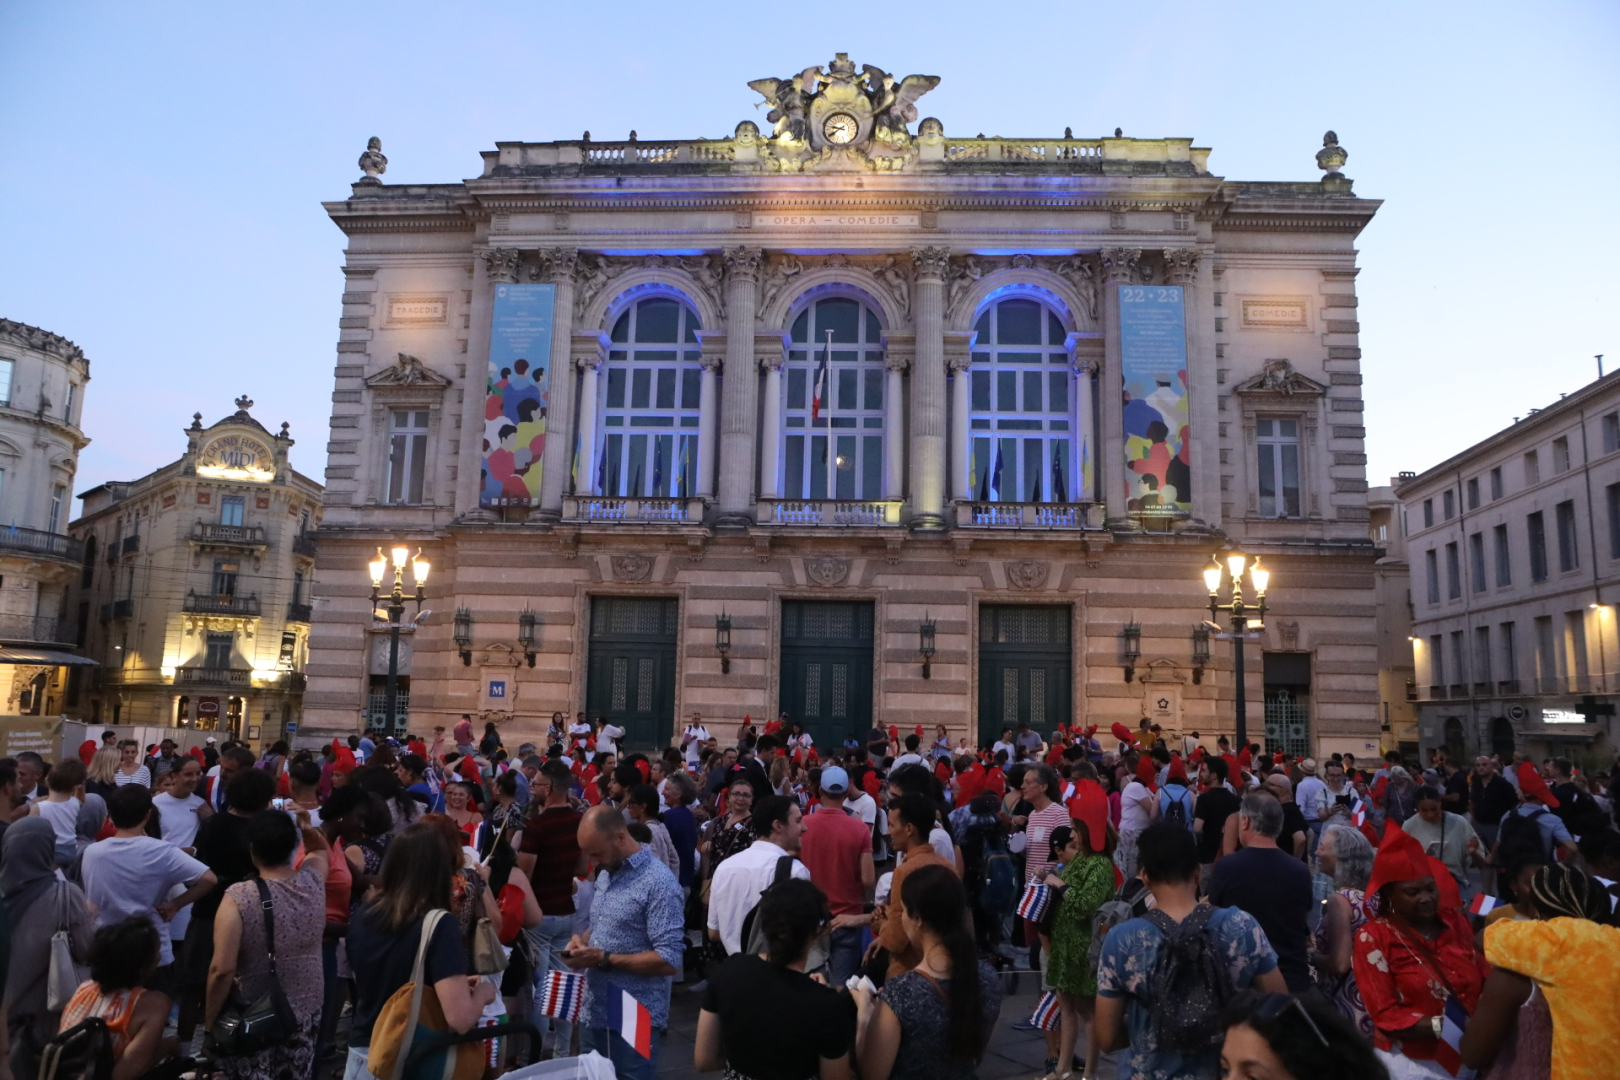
[1110,722,1138,746]
[1365,821,1461,910]
[1068,778,1110,852]
[1083,725,1098,738]
[1168,756,1189,783]
[1516,762,1560,808]
[1135,755,1158,792]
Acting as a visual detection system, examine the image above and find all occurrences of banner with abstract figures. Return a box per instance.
[1119,285,1190,515]
[481,283,555,507]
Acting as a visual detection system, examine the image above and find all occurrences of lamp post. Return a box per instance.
[368,545,428,737]
[1204,551,1269,751]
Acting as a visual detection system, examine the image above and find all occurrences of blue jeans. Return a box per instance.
[581,1025,660,1080]
[529,911,580,1056]
[826,926,864,987]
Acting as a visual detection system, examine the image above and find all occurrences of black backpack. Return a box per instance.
[737,855,797,955]
[1143,904,1234,1057]
[1497,807,1554,867]
[1162,785,1192,830]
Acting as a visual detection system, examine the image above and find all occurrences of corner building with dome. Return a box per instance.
[306,55,1386,759]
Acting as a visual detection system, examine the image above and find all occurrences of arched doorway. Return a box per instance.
[1443,716,1467,763]
[1490,716,1515,757]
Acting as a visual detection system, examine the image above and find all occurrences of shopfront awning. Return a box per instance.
[0,649,98,666]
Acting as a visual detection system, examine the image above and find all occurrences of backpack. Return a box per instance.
[1143,904,1234,1057]
[1085,898,1135,974]
[977,829,1018,915]
[33,1019,112,1080]
[739,856,827,970]
[1497,807,1554,867]
[1553,783,1612,836]
[1161,785,1193,831]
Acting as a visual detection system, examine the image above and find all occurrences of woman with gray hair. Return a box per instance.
[1311,821,1375,1041]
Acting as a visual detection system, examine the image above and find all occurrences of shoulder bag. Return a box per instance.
[369,910,485,1080]
[46,881,86,1012]
[208,878,298,1056]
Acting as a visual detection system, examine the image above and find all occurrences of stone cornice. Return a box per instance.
[0,320,87,369]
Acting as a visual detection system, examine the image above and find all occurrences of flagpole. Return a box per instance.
[824,330,834,503]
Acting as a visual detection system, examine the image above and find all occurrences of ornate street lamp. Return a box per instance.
[369,545,428,736]
[517,608,537,668]
[1191,623,1211,684]
[919,615,937,679]
[1205,551,1270,750]
[1121,621,1142,682]
[453,607,474,666]
[715,611,732,674]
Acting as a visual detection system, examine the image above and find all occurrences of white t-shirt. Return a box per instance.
[152,792,205,850]
[845,791,878,830]
[706,839,811,954]
[992,740,1016,761]
[892,753,925,771]
[81,836,209,966]
[1119,780,1155,834]
[568,723,594,747]
[595,725,625,755]
[928,825,955,863]
[681,725,710,764]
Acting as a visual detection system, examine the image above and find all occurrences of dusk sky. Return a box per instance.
[3,0,1616,502]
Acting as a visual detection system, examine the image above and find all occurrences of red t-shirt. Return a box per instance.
[519,805,584,916]
[984,767,1007,798]
[799,806,871,917]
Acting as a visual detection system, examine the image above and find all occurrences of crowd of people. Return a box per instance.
[0,711,1614,1080]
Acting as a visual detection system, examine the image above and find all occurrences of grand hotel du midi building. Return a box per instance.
[304,56,1387,758]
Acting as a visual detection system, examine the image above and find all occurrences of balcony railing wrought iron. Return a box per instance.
[191,522,267,547]
[0,614,68,644]
[286,602,312,623]
[101,599,134,621]
[0,525,85,562]
[757,500,902,526]
[561,497,704,524]
[176,667,251,686]
[955,502,1098,529]
[291,534,317,557]
[183,591,260,617]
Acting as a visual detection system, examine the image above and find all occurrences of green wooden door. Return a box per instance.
[978,605,1072,742]
[585,596,678,751]
[780,600,874,751]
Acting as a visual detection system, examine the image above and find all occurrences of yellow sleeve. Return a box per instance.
[1485,919,1564,981]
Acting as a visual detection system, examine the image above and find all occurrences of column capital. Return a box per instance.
[699,353,724,373]
[722,246,763,283]
[910,246,952,283]
[885,354,912,373]
[575,354,603,374]
[759,354,785,374]
[482,247,521,284]
[1099,247,1142,284]
[1162,248,1202,285]
[533,248,580,284]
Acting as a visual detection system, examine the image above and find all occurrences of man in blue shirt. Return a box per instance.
[563,805,684,1080]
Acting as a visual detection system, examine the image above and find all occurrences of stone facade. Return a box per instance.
[307,59,1383,756]
[1399,373,1620,765]
[1369,483,1418,755]
[68,401,323,740]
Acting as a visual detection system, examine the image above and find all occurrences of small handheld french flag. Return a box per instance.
[536,970,584,1023]
[1349,795,1367,827]
[1434,996,1470,1076]
[1468,893,1501,917]
[608,989,653,1059]
[1017,883,1053,922]
[1031,990,1061,1031]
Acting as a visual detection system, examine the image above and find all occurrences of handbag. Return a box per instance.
[208,879,298,1056]
[47,882,86,1012]
[369,910,485,1080]
[470,916,509,976]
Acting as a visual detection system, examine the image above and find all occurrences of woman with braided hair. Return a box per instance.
[1462,864,1619,1080]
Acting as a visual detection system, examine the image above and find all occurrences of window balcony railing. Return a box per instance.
[183,591,260,617]
[1428,684,1446,700]
[561,496,705,524]
[291,534,317,557]
[955,502,1099,529]
[756,500,903,527]
[1497,679,1521,695]
[268,671,307,692]
[1473,681,1492,695]
[0,614,69,645]
[1448,683,1466,698]
[191,522,267,548]
[101,599,134,622]
[286,602,312,623]
[176,666,251,687]
[121,534,139,555]
[0,525,85,562]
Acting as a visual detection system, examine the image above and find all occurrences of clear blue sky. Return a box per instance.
[3,0,1616,501]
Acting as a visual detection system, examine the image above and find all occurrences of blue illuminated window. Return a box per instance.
[968,298,1077,503]
[598,297,702,498]
[781,297,886,500]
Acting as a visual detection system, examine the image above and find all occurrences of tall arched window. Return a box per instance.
[600,297,702,498]
[968,298,1076,503]
[782,296,885,500]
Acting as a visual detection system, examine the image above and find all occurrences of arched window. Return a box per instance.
[600,297,703,497]
[968,298,1076,503]
[782,297,885,500]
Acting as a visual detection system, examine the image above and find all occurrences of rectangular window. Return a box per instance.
[1499,622,1517,687]
[1553,436,1571,474]
[1489,467,1503,500]
[1556,499,1579,571]
[1493,523,1511,586]
[386,410,430,505]
[0,359,12,405]
[205,631,234,670]
[64,383,75,424]
[1524,450,1540,485]
[212,558,239,597]
[1425,548,1440,604]
[1473,626,1491,688]
[219,495,245,527]
[1450,630,1466,692]
[1608,482,1620,558]
[1535,616,1556,691]
[1528,511,1548,581]
[1255,417,1301,518]
[1466,477,1479,510]
[1423,499,1434,528]
[1443,490,1455,520]
[48,485,64,534]
[292,569,304,605]
[1430,634,1445,687]
[1469,532,1486,593]
[1445,542,1461,599]
[1604,413,1620,454]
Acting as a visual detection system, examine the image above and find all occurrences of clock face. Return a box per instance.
[197,433,275,481]
[823,113,859,145]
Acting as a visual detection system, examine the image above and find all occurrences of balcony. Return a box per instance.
[269,671,307,691]
[121,534,139,555]
[1497,679,1521,695]
[561,496,704,524]
[757,500,902,527]
[0,525,85,563]
[954,502,1100,530]
[176,666,251,687]
[0,614,70,645]
[291,534,317,557]
[286,601,312,623]
[183,591,260,617]
[1448,683,1466,698]
[1428,684,1445,700]
[191,522,267,551]
[101,599,134,622]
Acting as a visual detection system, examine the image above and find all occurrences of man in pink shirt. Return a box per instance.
[798,765,874,985]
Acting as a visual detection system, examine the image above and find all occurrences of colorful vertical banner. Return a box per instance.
[481,283,556,507]
[1119,285,1190,514]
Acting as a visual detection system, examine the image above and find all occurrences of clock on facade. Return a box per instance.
[822,113,858,145]
[197,433,275,481]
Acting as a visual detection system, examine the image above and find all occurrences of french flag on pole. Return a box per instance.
[1468,893,1502,917]
[1434,997,1470,1076]
[608,989,654,1059]
[811,335,831,421]
[1350,795,1367,827]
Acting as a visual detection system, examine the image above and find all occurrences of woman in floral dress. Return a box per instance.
[1043,813,1117,1080]
[1312,821,1376,1041]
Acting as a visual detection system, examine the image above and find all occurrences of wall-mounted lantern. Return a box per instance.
[1191,623,1211,684]
[517,608,537,668]
[453,606,474,666]
[715,611,732,674]
[919,615,937,679]
[1121,621,1142,682]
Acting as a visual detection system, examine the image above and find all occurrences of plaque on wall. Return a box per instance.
[385,294,451,327]
[1239,297,1310,331]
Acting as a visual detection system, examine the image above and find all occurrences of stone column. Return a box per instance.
[717,248,762,524]
[1070,339,1104,503]
[948,355,971,500]
[573,355,602,495]
[456,247,520,521]
[533,249,580,521]
[1099,247,1141,527]
[909,247,950,530]
[696,352,722,498]
[884,355,909,500]
[759,353,785,499]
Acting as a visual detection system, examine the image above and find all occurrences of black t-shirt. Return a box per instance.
[1193,788,1241,864]
[701,954,855,1080]
[1279,802,1310,858]
[1207,845,1315,992]
[1470,775,1516,826]
[193,811,256,920]
[1443,770,1470,815]
[346,906,467,1047]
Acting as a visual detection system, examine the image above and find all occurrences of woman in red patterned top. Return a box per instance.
[1352,825,1488,1074]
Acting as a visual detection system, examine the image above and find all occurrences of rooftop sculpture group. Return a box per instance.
[747,53,940,171]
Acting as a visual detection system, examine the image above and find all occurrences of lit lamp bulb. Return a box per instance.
[368,548,387,587]
[1226,553,1248,582]
[1203,556,1223,594]
[1249,558,1270,596]
[391,545,410,569]
[412,552,430,586]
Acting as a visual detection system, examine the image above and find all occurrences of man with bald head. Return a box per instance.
[562,805,683,1079]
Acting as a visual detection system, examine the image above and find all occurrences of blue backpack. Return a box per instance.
[1160,784,1195,831]
[977,828,1018,914]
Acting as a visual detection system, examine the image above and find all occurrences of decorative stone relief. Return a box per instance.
[723,246,763,283]
[1276,619,1301,650]
[482,248,521,284]
[533,248,580,284]
[757,254,804,314]
[746,54,940,173]
[366,353,453,389]
[1316,131,1348,178]
[1162,248,1202,285]
[1004,560,1050,590]
[357,137,387,183]
[611,553,654,582]
[805,556,851,586]
[1232,359,1327,397]
[1099,247,1141,284]
[912,246,952,282]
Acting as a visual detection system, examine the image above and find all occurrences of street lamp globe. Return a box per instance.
[411,552,430,586]
[1203,556,1223,594]
[368,548,388,587]
[390,545,410,569]
[1249,557,1270,596]
[1226,552,1248,583]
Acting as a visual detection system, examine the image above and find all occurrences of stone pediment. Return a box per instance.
[1232,359,1326,397]
[366,353,452,389]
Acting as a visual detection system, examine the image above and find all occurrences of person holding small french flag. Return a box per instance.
[562,805,685,1079]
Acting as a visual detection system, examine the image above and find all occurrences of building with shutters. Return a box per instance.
[67,399,322,738]
[306,56,1385,757]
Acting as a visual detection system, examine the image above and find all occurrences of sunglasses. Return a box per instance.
[1252,993,1329,1048]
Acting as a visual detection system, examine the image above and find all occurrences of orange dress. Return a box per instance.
[59,982,145,1056]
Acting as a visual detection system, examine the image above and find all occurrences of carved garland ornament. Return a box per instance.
[610,553,654,582]
[805,557,851,587]
[1004,560,1050,591]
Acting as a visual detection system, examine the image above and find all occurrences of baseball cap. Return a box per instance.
[204,736,217,744]
[820,765,850,794]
